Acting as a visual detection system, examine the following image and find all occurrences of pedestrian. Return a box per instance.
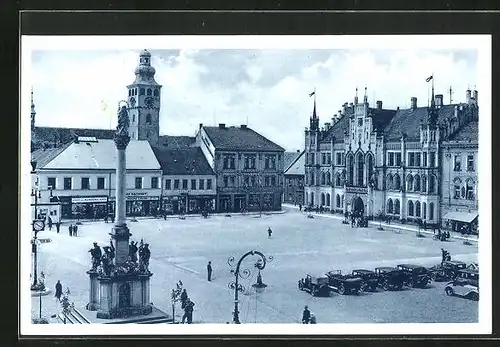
[69,224,73,237]
[267,227,273,239]
[182,298,195,324]
[299,203,302,211]
[111,215,115,223]
[180,289,188,309]
[302,305,311,324]
[207,261,212,282]
[104,215,108,223]
[55,280,62,302]
[55,221,60,234]
[73,224,78,237]
[48,216,53,231]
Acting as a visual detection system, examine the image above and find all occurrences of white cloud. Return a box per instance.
[31,48,477,151]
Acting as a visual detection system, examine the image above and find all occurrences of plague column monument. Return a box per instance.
[85,102,166,322]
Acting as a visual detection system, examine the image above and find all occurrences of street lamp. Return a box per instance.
[227,251,272,324]
[31,186,43,290]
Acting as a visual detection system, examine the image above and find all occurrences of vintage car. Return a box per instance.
[374,267,406,291]
[325,270,364,295]
[467,262,479,271]
[456,268,479,286]
[396,264,432,288]
[298,274,331,297]
[444,277,479,301]
[428,260,467,282]
[351,269,379,292]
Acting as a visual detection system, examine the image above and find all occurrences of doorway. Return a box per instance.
[352,196,364,217]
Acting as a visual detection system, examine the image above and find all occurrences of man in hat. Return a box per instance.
[302,305,311,324]
[207,261,212,282]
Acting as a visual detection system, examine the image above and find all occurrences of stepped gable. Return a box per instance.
[152,146,215,175]
[203,125,285,152]
[383,104,461,141]
[447,120,478,142]
[322,115,349,144]
[158,135,196,149]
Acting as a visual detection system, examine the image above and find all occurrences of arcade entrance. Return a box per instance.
[352,196,364,217]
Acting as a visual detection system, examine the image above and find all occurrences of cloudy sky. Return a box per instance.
[31,48,477,151]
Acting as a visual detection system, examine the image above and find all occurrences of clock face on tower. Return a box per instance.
[129,97,136,107]
[144,96,154,108]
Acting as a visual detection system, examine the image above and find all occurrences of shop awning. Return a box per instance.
[443,211,478,223]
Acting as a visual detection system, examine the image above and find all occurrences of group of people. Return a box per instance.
[299,204,328,214]
[68,224,79,237]
[441,248,451,264]
[435,228,451,241]
[44,215,61,233]
[173,281,196,324]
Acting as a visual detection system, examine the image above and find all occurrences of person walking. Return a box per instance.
[73,224,78,237]
[207,261,212,282]
[267,227,273,239]
[55,221,60,234]
[302,305,311,324]
[180,289,188,309]
[47,216,53,231]
[55,280,63,302]
[185,299,195,324]
[69,224,73,237]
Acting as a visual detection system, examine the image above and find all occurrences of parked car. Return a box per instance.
[374,267,406,291]
[325,270,364,295]
[444,277,479,301]
[351,269,379,292]
[457,268,479,287]
[467,262,479,271]
[429,260,467,282]
[298,274,330,297]
[396,264,432,288]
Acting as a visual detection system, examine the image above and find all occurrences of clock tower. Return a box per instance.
[126,49,162,145]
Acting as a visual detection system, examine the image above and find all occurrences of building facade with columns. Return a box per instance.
[304,86,479,227]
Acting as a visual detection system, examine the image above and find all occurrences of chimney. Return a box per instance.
[218,123,226,129]
[466,89,471,104]
[199,123,203,129]
[240,124,247,129]
[376,100,382,110]
[324,122,331,131]
[30,160,37,172]
[338,110,342,118]
[435,94,443,107]
[411,97,417,109]
[296,149,300,153]
[473,90,478,104]
[354,96,358,105]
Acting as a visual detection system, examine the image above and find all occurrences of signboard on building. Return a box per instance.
[346,186,368,194]
[72,196,108,204]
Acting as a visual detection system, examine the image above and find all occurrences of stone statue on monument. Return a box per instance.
[89,242,102,270]
[129,241,138,263]
[100,247,113,277]
[139,243,151,272]
[117,105,129,136]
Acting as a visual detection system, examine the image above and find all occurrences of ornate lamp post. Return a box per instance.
[227,251,272,324]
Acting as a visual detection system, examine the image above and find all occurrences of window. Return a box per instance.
[251,176,256,186]
[132,114,135,123]
[394,199,400,215]
[335,173,341,187]
[393,174,401,190]
[223,155,236,169]
[414,175,420,191]
[182,179,188,189]
[388,152,395,166]
[429,202,434,220]
[151,177,159,189]
[139,88,145,95]
[271,176,276,186]
[429,152,436,167]
[423,152,428,167]
[310,171,315,185]
[387,199,393,214]
[415,153,421,167]
[264,176,270,186]
[265,155,276,169]
[386,174,393,190]
[406,175,413,191]
[321,193,325,206]
[422,175,427,193]
[358,118,363,126]
[321,172,326,185]
[147,88,152,96]
[322,153,326,164]
[347,154,354,185]
[408,153,415,167]
[467,155,475,171]
[206,179,212,190]
[47,177,56,189]
[229,176,235,187]
[146,114,152,124]
[454,155,461,171]
[466,179,475,200]
[429,175,435,193]
[395,153,402,166]
[336,153,342,165]
[97,177,105,190]
[223,176,228,187]
[81,177,90,190]
[326,193,330,206]
[154,89,159,96]
[191,179,196,190]
[327,153,331,164]
[356,153,364,186]
[165,179,171,190]
[366,154,374,186]
[135,177,143,189]
[63,177,72,190]
[199,179,205,190]
[326,172,331,185]
[454,182,461,199]
[415,201,421,217]
[408,201,414,216]
[336,194,341,208]
[174,179,180,189]
[244,155,256,169]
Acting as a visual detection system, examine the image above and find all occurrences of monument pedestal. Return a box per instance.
[86,269,100,311]
[96,271,153,319]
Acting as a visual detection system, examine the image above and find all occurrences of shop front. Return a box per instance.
[248,194,260,212]
[68,196,109,220]
[218,195,232,212]
[188,195,216,214]
[262,193,274,211]
[162,196,180,215]
[233,194,246,212]
[124,193,160,217]
[443,211,479,235]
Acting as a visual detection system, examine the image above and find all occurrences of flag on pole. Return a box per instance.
[309,91,315,97]
[425,75,433,82]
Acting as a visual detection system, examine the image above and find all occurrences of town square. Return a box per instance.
[23,35,487,330]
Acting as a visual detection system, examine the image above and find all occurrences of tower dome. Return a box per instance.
[132,49,159,85]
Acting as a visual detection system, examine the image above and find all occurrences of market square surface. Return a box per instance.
[33,207,478,324]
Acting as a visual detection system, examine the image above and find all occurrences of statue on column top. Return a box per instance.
[117,105,129,136]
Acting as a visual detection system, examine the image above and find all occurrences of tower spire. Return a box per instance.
[309,88,319,130]
[364,85,368,103]
[430,73,435,108]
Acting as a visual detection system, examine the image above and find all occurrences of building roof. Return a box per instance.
[284,151,302,170]
[383,104,461,141]
[203,125,285,152]
[447,121,478,142]
[39,139,160,170]
[151,146,215,176]
[159,135,196,149]
[322,115,350,143]
[31,142,72,170]
[369,108,397,131]
[284,150,305,176]
[33,126,115,149]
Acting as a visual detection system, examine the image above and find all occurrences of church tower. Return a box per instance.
[126,49,162,145]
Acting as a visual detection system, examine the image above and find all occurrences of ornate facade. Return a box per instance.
[304,86,479,227]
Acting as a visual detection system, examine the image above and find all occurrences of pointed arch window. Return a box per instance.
[335,173,342,187]
[423,202,427,219]
[366,154,374,184]
[326,193,330,206]
[422,175,427,193]
[429,175,436,193]
[356,152,364,186]
[429,202,434,220]
[408,200,414,216]
[414,175,421,191]
[326,172,331,185]
[336,194,341,208]
[346,154,354,185]
[453,177,462,199]
[394,199,400,215]
[321,172,326,185]
[466,178,475,200]
[394,174,401,190]
[386,174,393,190]
[415,201,421,217]
[321,193,325,206]
[310,172,315,186]
[311,192,315,205]
[406,174,414,191]
[387,199,394,214]
[341,194,344,207]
